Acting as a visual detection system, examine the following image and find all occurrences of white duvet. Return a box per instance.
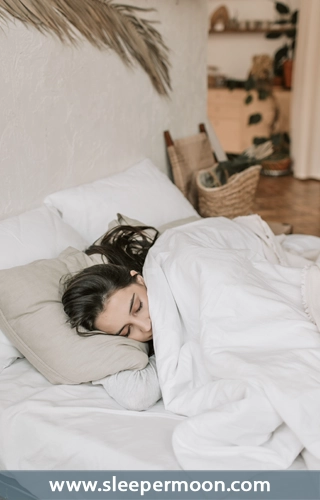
[143,215,320,470]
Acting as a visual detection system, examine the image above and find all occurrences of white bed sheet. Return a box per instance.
[0,358,183,470]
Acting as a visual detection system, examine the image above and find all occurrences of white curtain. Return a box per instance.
[291,0,320,179]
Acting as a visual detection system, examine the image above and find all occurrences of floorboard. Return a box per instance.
[253,174,320,236]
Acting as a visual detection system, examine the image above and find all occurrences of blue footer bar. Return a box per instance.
[1,471,320,500]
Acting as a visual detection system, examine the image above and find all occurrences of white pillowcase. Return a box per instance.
[44,158,198,243]
[0,205,87,270]
[0,205,87,373]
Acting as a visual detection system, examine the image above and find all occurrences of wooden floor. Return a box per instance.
[253,174,320,237]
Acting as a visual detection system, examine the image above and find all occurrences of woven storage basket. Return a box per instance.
[196,165,261,218]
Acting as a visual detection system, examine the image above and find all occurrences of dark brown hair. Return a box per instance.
[61,264,138,335]
[61,224,159,342]
[85,225,159,274]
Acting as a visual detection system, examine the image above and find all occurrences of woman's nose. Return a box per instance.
[133,316,152,332]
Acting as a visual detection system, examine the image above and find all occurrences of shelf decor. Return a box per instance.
[210,5,229,32]
[209,25,295,35]
[0,0,171,96]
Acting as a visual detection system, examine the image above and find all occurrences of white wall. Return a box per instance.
[208,0,300,80]
[0,0,208,218]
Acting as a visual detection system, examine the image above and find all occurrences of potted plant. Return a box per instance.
[224,2,299,175]
[266,2,299,89]
[227,63,291,175]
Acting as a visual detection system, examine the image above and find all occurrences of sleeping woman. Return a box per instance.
[61,217,320,468]
[61,224,161,411]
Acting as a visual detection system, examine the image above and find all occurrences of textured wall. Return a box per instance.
[0,0,208,218]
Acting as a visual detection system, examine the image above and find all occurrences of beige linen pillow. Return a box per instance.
[0,247,149,384]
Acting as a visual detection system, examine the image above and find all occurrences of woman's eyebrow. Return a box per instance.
[115,293,135,336]
[129,293,135,314]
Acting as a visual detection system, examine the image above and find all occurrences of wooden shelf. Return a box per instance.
[209,27,294,35]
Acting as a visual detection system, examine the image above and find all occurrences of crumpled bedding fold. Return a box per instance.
[301,263,320,329]
[143,215,320,470]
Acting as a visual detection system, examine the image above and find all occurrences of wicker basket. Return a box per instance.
[196,165,261,218]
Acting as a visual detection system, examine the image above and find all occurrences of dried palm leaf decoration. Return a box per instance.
[0,0,171,96]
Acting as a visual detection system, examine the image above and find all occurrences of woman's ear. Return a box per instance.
[130,270,145,285]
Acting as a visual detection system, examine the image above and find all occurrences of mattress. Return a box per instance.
[0,358,183,470]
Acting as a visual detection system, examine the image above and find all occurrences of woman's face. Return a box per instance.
[94,272,152,342]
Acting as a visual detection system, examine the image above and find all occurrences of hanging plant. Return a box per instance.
[0,0,171,96]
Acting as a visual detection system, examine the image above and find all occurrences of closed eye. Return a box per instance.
[122,302,143,338]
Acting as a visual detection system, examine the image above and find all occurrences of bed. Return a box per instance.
[1,157,320,482]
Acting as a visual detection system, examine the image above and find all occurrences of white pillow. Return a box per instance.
[44,158,198,243]
[0,205,87,270]
[0,205,87,373]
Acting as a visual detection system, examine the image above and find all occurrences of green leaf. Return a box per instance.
[266,31,283,39]
[274,45,289,74]
[254,137,269,145]
[244,76,255,91]
[227,80,237,91]
[283,132,291,144]
[274,64,284,77]
[258,90,266,101]
[245,94,253,105]
[258,89,269,100]
[286,29,296,38]
[248,113,262,125]
[275,2,290,14]
[275,45,289,60]
[271,133,282,146]
[291,10,299,25]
